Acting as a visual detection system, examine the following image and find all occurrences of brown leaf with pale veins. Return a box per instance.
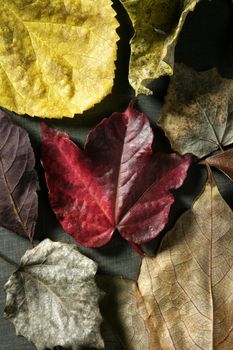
[138,180,233,349]
[97,276,149,350]
[159,64,233,158]
[204,150,233,182]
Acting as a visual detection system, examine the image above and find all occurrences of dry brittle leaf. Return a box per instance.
[159,64,233,158]
[4,239,104,350]
[137,180,233,349]
[0,0,119,118]
[120,0,200,94]
[204,150,233,182]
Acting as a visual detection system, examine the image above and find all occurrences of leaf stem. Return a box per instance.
[0,252,19,268]
[129,241,145,256]
[128,97,137,109]
[206,164,214,183]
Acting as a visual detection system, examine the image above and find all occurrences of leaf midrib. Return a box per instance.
[209,181,214,349]
[21,270,69,316]
[0,155,29,238]
[59,144,114,227]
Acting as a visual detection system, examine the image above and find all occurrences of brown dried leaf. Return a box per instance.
[204,150,233,182]
[4,239,104,350]
[159,64,233,158]
[138,181,233,349]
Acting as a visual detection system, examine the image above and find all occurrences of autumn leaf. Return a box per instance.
[0,1,118,118]
[137,180,233,349]
[159,64,233,158]
[4,239,104,350]
[97,275,149,350]
[204,150,233,182]
[41,106,192,248]
[0,110,38,240]
[120,0,200,95]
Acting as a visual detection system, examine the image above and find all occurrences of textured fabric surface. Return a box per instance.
[0,228,35,349]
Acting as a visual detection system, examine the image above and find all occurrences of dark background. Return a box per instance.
[1,0,233,348]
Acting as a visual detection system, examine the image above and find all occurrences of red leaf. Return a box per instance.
[41,106,192,248]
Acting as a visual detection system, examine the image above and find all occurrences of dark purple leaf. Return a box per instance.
[0,110,38,240]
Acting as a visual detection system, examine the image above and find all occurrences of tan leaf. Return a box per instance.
[120,0,200,95]
[138,181,233,349]
[159,64,233,158]
[0,1,119,118]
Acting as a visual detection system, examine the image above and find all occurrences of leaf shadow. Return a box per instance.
[140,163,208,256]
[212,168,233,209]
[96,276,129,350]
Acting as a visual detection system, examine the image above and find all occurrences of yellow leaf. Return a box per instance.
[120,0,200,95]
[0,1,119,118]
[138,181,233,349]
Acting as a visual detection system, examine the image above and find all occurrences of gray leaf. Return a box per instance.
[0,109,38,240]
[4,239,104,350]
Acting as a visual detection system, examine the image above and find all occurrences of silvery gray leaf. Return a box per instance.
[4,239,104,350]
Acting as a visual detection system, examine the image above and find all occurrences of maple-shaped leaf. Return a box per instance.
[159,63,233,158]
[204,150,233,182]
[120,0,200,94]
[41,106,192,248]
[0,1,118,118]
[4,239,104,350]
[0,110,38,240]
[137,180,233,349]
